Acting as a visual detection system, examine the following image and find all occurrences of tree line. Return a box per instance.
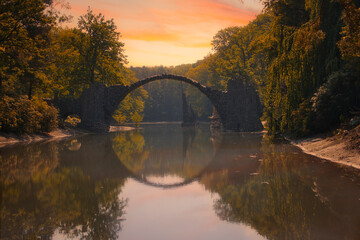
[132,0,359,136]
[130,65,213,122]
[1,0,359,137]
[0,0,146,133]
[151,0,359,137]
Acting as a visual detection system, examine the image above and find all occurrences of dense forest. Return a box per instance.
[1,0,359,137]
[130,65,213,122]
[137,0,360,136]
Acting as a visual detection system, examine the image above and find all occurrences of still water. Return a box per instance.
[1,124,360,240]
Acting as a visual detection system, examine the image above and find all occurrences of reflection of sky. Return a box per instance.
[119,179,266,240]
[146,175,187,184]
[61,0,263,66]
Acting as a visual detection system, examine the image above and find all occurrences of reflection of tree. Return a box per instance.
[203,137,360,240]
[0,142,59,184]
[182,127,196,161]
[54,168,127,240]
[112,131,149,174]
[181,127,213,179]
[1,142,127,240]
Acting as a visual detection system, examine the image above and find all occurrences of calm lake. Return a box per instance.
[1,123,360,240]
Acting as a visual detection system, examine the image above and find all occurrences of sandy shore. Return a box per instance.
[0,129,85,148]
[109,125,138,132]
[0,126,137,148]
[2,124,358,170]
[290,135,360,169]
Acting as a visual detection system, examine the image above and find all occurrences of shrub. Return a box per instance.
[131,112,143,127]
[290,100,314,137]
[64,115,81,128]
[310,71,359,132]
[0,96,58,134]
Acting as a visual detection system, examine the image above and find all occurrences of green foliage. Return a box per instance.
[210,15,271,87]
[130,64,213,122]
[0,0,55,99]
[77,8,127,84]
[64,115,81,127]
[113,88,146,124]
[1,2,145,132]
[47,28,84,97]
[131,112,143,127]
[310,71,360,132]
[112,69,147,124]
[49,9,128,96]
[2,0,359,135]
[49,11,145,125]
[0,96,58,133]
[289,100,313,137]
[258,0,360,136]
[192,0,359,136]
[337,0,360,58]
[186,55,223,90]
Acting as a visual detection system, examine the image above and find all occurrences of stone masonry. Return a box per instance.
[53,74,263,132]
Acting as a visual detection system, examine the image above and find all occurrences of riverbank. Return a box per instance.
[2,123,359,170]
[0,126,138,147]
[0,128,85,148]
[109,125,138,132]
[290,125,360,169]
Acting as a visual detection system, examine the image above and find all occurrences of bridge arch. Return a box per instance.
[106,74,226,124]
[54,74,263,132]
[127,172,202,189]
[128,74,220,99]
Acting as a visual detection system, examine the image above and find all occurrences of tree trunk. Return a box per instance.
[90,68,95,83]
[28,78,33,100]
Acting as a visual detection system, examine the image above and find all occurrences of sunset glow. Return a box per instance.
[64,0,263,66]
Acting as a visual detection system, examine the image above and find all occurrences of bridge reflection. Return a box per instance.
[57,125,263,189]
[1,125,359,240]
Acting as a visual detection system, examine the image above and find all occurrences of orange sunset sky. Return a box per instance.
[62,0,263,67]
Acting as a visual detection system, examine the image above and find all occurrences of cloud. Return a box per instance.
[181,42,212,48]
[70,0,258,28]
[124,0,258,28]
[124,40,211,66]
[66,0,263,66]
[124,31,181,42]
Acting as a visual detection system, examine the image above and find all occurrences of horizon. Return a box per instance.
[60,0,263,67]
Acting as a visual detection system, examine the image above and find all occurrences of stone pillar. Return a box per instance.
[209,106,223,130]
[79,84,110,132]
[181,92,197,127]
[223,79,263,132]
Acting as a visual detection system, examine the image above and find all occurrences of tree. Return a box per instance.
[77,8,127,84]
[112,68,148,125]
[47,28,84,97]
[0,0,55,99]
[337,0,360,58]
[49,12,147,126]
[210,15,271,87]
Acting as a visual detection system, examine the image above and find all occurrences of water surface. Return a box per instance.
[1,124,360,240]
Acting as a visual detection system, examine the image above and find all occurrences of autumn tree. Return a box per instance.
[210,14,271,88]
[0,0,60,133]
[337,0,360,58]
[0,0,55,99]
[77,8,127,85]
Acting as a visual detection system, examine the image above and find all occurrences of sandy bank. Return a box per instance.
[290,127,360,169]
[0,125,137,147]
[0,128,86,148]
[109,125,138,132]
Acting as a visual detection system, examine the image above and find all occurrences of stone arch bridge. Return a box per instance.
[54,74,263,132]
